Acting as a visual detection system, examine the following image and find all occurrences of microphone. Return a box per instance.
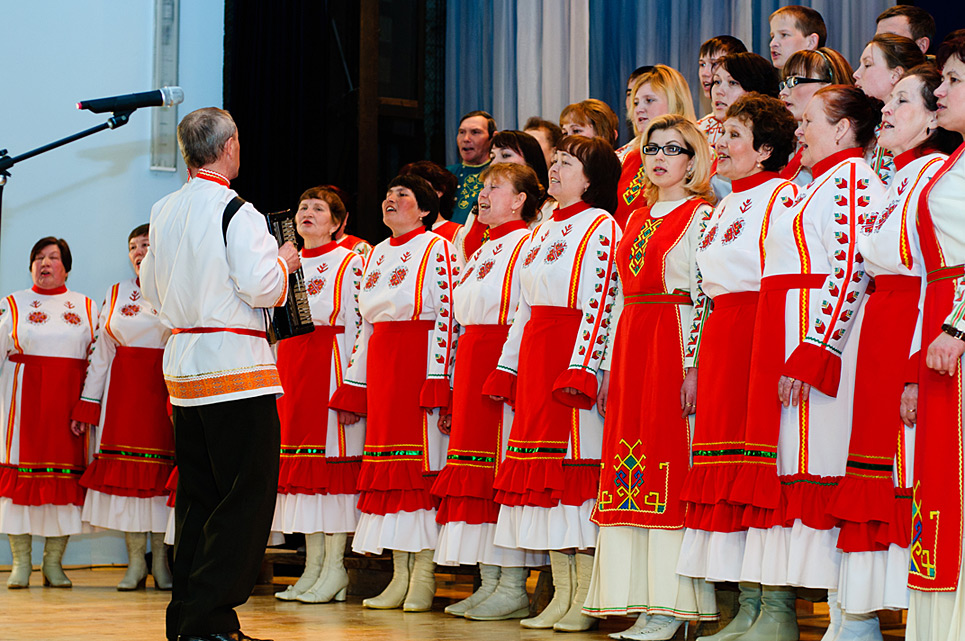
[77,87,184,114]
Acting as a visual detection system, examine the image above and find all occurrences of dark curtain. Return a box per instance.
[223,0,361,234]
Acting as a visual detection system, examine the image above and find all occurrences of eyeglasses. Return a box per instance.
[641,143,694,157]
[778,76,829,92]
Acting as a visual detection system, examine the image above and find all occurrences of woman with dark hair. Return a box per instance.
[485,135,620,631]
[328,174,455,612]
[268,187,365,604]
[560,99,621,149]
[398,161,461,242]
[696,36,748,147]
[432,163,546,621]
[854,34,928,183]
[69,225,175,591]
[524,117,565,171]
[907,29,965,641]
[730,86,886,640]
[675,95,799,641]
[778,48,854,185]
[583,115,719,640]
[0,237,96,589]
[821,65,953,640]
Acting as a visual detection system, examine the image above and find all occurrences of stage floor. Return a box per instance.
[0,567,905,640]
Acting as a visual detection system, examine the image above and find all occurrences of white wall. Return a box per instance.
[0,0,224,567]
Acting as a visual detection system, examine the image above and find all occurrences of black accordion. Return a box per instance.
[264,209,314,343]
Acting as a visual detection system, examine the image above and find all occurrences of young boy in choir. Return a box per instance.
[769,5,826,69]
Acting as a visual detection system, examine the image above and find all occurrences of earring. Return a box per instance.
[756,160,763,169]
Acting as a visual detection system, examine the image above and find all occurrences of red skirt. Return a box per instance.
[275,325,344,495]
[828,275,920,552]
[80,346,174,498]
[681,291,760,532]
[591,292,692,529]
[433,324,509,525]
[492,306,601,509]
[355,320,438,516]
[0,354,87,506]
[730,273,828,529]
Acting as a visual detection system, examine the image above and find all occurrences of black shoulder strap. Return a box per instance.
[222,196,247,245]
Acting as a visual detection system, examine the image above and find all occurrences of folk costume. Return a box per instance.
[0,285,96,588]
[140,168,289,640]
[678,174,799,584]
[582,197,720,633]
[447,160,491,225]
[779,147,813,189]
[328,226,455,611]
[337,234,372,259]
[432,219,463,244]
[869,124,897,186]
[271,242,364,603]
[906,142,965,641]
[697,114,725,150]
[452,207,489,267]
[828,148,946,616]
[485,201,619,630]
[614,145,645,230]
[72,277,174,589]
[733,149,886,592]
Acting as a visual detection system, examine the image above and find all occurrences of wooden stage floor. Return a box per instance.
[0,567,906,640]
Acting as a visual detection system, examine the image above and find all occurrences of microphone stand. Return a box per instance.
[0,109,135,257]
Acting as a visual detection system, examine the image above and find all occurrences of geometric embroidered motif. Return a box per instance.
[597,439,669,514]
[628,219,663,276]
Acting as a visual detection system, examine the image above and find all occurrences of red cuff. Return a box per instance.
[482,369,517,406]
[552,368,598,410]
[420,378,451,409]
[71,399,101,425]
[329,383,367,414]
[906,350,921,385]
[784,343,842,398]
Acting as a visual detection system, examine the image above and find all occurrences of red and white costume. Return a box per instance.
[779,146,813,189]
[583,197,718,621]
[452,209,489,268]
[329,227,455,554]
[614,145,645,230]
[432,220,544,567]
[0,286,96,536]
[678,174,798,583]
[906,143,965,641]
[487,202,619,552]
[432,219,462,244]
[337,234,372,259]
[827,149,945,614]
[733,148,885,589]
[697,114,725,150]
[71,278,173,533]
[271,242,364,535]
[869,125,897,186]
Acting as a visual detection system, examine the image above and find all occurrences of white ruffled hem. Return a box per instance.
[81,490,171,532]
[740,520,842,588]
[163,508,175,545]
[493,500,598,551]
[0,498,86,536]
[434,521,548,567]
[271,492,360,534]
[351,509,439,554]
[838,545,910,613]
[676,528,746,582]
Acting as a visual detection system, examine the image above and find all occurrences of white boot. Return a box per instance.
[610,615,650,639]
[276,532,324,601]
[834,612,884,641]
[118,532,148,591]
[444,563,500,616]
[41,536,71,588]
[6,534,32,589]
[520,551,572,629]
[737,586,798,641]
[821,590,842,641]
[403,549,437,612]
[554,552,598,631]
[150,532,173,590]
[465,566,531,620]
[297,533,350,603]
[697,582,762,640]
[362,550,411,609]
[620,614,683,640]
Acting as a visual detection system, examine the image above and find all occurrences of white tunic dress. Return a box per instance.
[271,243,364,535]
[0,287,96,536]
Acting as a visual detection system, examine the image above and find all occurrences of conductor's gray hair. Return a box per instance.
[177,107,237,169]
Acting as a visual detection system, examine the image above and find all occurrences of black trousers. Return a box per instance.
[166,395,280,640]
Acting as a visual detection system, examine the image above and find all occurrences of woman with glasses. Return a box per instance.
[824,65,954,641]
[675,94,799,641]
[581,115,719,641]
[853,34,926,184]
[777,48,854,186]
[732,86,886,640]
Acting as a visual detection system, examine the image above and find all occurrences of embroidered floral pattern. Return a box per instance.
[307,277,326,296]
[476,259,495,280]
[28,311,48,325]
[720,218,745,245]
[62,311,82,326]
[697,225,717,251]
[388,266,408,288]
[543,240,567,264]
[120,304,140,317]
[523,246,540,267]
[364,270,381,291]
